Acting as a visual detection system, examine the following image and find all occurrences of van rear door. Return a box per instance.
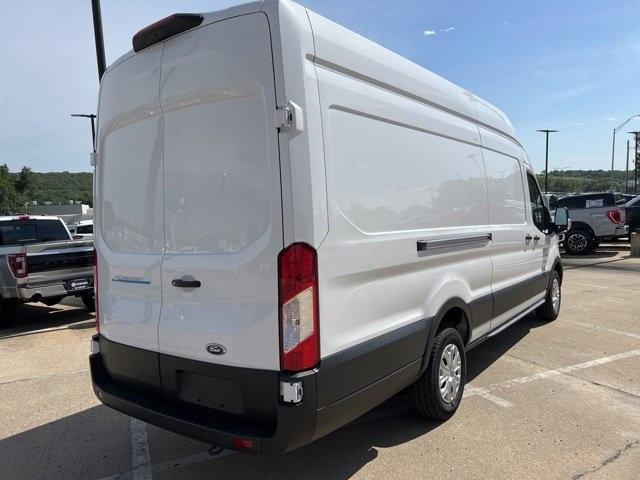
[158,13,284,371]
[97,43,164,357]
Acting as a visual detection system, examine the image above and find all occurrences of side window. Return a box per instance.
[585,195,605,208]
[526,173,546,231]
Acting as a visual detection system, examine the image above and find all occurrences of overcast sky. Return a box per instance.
[0,0,638,173]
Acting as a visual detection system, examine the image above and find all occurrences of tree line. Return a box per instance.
[0,165,93,214]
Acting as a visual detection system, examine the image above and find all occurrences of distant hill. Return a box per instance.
[26,172,93,206]
[536,169,637,194]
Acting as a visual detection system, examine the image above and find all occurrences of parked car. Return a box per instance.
[71,220,93,240]
[0,215,95,325]
[555,192,629,254]
[625,195,640,233]
[90,0,568,454]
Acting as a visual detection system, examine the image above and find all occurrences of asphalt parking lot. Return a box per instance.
[1,246,639,480]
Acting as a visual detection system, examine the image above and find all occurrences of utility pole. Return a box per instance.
[536,129,558,193]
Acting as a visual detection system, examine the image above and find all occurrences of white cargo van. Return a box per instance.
[90,0,569,453]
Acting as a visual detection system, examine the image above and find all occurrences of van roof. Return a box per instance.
[105,0,519,146]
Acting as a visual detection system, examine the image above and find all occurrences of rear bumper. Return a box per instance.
[16,267,94,300]
[90,349,316,453]
[90,321,427,453]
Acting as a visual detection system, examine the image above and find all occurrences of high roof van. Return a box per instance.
[90,0,569,454]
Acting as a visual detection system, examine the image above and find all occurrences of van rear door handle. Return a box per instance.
[172,278,201,288]
[533,235,541,241]
[525,234,533,241]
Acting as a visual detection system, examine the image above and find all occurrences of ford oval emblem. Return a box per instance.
[206,343,227,355]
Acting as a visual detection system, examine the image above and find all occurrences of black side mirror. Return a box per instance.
[553,207,569,232]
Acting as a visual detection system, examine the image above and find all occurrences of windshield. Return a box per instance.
[0,220,70,245]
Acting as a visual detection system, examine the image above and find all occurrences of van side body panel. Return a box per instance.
[308,11,494,364]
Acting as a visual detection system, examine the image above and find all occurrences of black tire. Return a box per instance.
[0,297,17,328]
[81,294,95,313]
[409,328,466,421]
[41,296,65,307]
[536,271,561,321]
[564,228,595,255]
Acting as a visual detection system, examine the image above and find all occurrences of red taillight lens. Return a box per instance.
[8,253,28,278]
[278,243,319,372]
[232,438,255,450]
[93,248,100,333]
[606,210,622,224]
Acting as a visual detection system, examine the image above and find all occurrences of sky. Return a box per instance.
[0,0,638,173]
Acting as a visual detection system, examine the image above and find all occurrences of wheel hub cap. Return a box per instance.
[439,344,462,403]
[568,233,588,251]
[551,278,560,313]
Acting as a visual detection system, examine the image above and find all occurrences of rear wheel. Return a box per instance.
[41,296,64,307]
[81,294,95,313]
[0,297,17,328]
[536,271,561,321]
[564,228,595,255]
[409,328,466,420]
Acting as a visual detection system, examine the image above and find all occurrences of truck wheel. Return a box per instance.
[81,294,95,313]
[536,271,561,321]
[564,229,595,255]
[0,298,17,327]
[41,296,64,307]
[409,328,466,421]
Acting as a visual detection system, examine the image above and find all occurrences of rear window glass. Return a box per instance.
[0,220,69,245]
[76,224,93,234]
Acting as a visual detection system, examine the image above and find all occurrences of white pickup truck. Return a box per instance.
[552,193,629,254]
[0,215,94,326]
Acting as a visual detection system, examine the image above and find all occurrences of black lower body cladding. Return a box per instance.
[90,321,431,454]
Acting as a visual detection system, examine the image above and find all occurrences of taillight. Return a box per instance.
[93,248,100,333]
[8,253,28,278]
[73,235,83,240]
[278,243,319,372]
[606,210,622,224]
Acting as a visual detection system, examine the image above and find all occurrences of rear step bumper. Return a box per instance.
[90,321,427,453]
[90,337,317,454]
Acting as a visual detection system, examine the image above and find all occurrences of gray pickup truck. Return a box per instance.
[552,193,629,254]
[0,215,94,326]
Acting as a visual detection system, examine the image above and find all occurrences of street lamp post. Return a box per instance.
[610,114,640,191]
[631,131,640,194]
[70,113,97,151]
[536,129,558,193]
[625,140,630,193]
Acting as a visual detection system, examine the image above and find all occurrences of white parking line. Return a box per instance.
[470,349,640,396]
[131,418,153,480]
[463,386,513,407]
[567,321,640,340]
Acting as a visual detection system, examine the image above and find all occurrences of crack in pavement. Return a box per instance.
[571,440,640,479]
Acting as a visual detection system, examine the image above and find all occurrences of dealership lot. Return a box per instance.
[0,247,639,480]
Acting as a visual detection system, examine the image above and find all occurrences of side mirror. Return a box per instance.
[553,207,569,233]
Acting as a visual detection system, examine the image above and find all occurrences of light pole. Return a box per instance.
[631,131,640,194]
[71,113,97,151]
[610,114,640,191]
[625,140,630,193]
[536,129,558,193]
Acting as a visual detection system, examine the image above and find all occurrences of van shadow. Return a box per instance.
[0,302,94,339]
[0,404,132,480]
[465,312,547,383]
